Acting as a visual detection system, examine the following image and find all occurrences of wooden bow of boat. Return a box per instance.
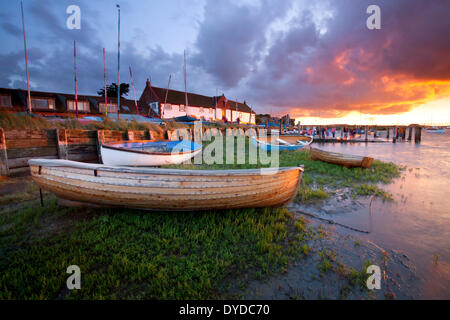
[310,147,374,168]
[29,159,304,211]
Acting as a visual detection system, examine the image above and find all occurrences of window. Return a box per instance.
[31,98,55,110]
[0,95,12,107]
[68,100,89,112]
[99,103,118,113]
[178,105,185,112]
[149,102,159,115]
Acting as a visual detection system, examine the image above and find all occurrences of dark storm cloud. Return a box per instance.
[0,0,187,97]
[1,22,22,37]
[193,0,450,116]
[1,0,449,116]
[192,0,293,88]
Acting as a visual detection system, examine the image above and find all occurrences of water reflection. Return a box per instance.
[313,131,450,299]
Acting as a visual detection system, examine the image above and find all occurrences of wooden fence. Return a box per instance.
[0,127,259,177]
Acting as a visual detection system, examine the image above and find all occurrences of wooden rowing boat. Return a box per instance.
[29,159,304,210]
[101,139,202,166]
[425,127,445,133]
[252,135,313,151]
[310,147,374,168]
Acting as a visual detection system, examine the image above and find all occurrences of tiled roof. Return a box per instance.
[142,86,215,109]
[140,80,254,114]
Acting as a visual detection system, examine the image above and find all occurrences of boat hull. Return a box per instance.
[101,140,202,166]
[425,129,445,133]
[29,159,303,211]
[310,147,373,168]
[252,136,313,151]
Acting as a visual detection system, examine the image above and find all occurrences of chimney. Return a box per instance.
[146,78,151,87]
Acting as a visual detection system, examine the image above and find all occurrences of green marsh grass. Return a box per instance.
[0,137,402,299]
[0,197,314,299]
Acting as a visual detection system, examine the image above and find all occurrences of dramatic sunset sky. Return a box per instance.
[0,0,449,125]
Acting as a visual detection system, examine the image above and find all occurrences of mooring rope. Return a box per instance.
[295,209,370,234]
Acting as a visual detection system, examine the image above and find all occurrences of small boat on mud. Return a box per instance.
[101,140,202,166]
[252,135,313,151]
[310,147,374,168]
[29,159,304,210]
[425,127,446,133]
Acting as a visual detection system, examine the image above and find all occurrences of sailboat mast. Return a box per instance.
[74,40,78,118]
[117,5,120,120]
[20,1,31,114]
[103,48,108,116]
[164,74,171,104]
[129,65,139,115]
[184,50,188,114]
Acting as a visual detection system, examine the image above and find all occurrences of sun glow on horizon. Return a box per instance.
[294,96,450,126]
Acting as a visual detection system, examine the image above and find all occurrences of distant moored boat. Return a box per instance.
[425,127,446,133]
[310,147,374,168]
[252,135,313,151]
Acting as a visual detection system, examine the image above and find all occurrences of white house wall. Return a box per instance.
[186,106,215,120]
[216,108,223,120]
[225,109,231,122]
[161,103,186,119]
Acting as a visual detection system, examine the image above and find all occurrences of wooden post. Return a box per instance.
[373,126,377,138]
[265,120,268,131]
[96,130,104,163]
[393,126,397,143]
[414,126,422,143]
[0,128,10,176]
[365,125,368,142]
[407,127,412,141]
[279,120,283,135]
[402,126,406,140]
[386,127,390,139]
[56,129,68,160]
[340,126,343,139]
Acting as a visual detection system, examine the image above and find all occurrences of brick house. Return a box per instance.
[139,79,256,124]
[0,87,156,117]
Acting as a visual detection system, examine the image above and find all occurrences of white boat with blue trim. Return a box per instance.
[101,139,202,166]
[252,135,313,151]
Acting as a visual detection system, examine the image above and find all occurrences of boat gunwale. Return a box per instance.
[102,139,202,156]
[29,159,303,176]
[310,147,374,168]
[310,147,366,160]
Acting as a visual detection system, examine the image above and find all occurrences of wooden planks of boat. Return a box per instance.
[101,139,202,166]
[29,159,304,211]
[310,147,374,168]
